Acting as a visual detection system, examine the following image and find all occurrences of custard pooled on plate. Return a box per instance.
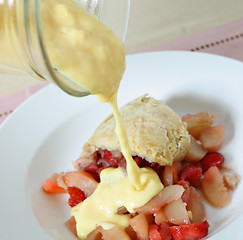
[74,95,190,171]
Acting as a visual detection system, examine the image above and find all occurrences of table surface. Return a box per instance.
[1,0,243,97]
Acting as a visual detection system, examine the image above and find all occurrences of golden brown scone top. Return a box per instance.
[79,95,190,166]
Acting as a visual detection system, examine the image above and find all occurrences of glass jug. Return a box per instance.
[0,0,130,97]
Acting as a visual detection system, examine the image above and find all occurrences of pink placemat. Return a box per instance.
[146,18,243,62]
[1,18,243,125]
[0,82,49,125]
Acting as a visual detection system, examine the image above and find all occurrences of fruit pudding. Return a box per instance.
[42,96,240,240]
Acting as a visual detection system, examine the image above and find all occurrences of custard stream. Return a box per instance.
[41,0,163,239]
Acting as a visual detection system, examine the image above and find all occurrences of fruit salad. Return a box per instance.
[42,111,240,240]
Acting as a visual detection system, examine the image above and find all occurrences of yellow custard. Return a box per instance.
[41,0,163,238]
[71,167,163,239]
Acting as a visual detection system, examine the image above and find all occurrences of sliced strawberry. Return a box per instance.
[42,173,66,194]
[67,187,86,207]
[84,163,100,182]
[201,152,224,172]
[149,224,172,240]
[170,219,209,240]
[179,166,202,187]
[133,156,143,167]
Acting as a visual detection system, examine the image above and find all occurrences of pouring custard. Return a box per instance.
[41,0,190,239]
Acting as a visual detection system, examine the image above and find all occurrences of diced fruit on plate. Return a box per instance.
[186,186,206,223]
[177,180,190,204]
[179,166,202,187]
[129,213,149,240]
[65,217,77,237]
[201,166,231,208]
[42,173,66,194]
[101,226,131,240]
[67,187,86,207]
[148,224,172,240]
[199,125,225,152]
[63,171,98,197]
[201,152,224,172]
[185,136,207,162]
[162,165,177,186]
[154,209,167,225]
[163,198,190,225]
[182,112,214,139]
[136,185,185,214]
[170,219,209,240]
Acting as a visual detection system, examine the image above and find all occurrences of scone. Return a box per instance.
[74,95,190,170]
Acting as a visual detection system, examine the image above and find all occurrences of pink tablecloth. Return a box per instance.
[1,18,243,125]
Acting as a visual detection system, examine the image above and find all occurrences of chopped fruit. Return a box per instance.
[101,226,131,240]
[65,217,77,237]
[222,170,241,190]
[67,187,86,208]
[148,224,172,240]
[63,171,98,197]
[187,187,206,223]
[133,156,143,167]
[125,225,137,240]
[170,219,209,240]
[162,165,176,186]
[177,180,190,204]
[154,208,167,225]
[199,125,225,152]
[87,226,103,240]
[182,112,214,139]
[136,185,185,214]
[42,173,66,194]
[201,166,231,208]
[129,213,149,240]
[163,199,190,225]
[185,136,207,162]
[84,163,100,182]
[201,152,224,172]
[179,166,202,187]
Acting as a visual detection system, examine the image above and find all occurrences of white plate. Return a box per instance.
[0,51,243,240]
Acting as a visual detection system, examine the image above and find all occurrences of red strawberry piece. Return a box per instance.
[67,187,86,208]
[201,152,224,172]
[84,163,100,182]
[133,156,143,167]
[170,219,209,240]
[149,224,172,240]
[103,149,113,161]
[180,166,202,187]
[42,173,66,194]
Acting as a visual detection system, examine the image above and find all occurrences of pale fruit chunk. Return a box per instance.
[136,185,184,214]
[63,171,98,197]
[162,165,177,186]
[199,125,225,152]
[182,112,214,139]
[101,226,131,240]
[185,136,207,162]
[65,217,77,237]
[129,214,149,240]
[154,208,167,225]
[201,166,231,208]
[163,199,190,225]
[187,187,206,223]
